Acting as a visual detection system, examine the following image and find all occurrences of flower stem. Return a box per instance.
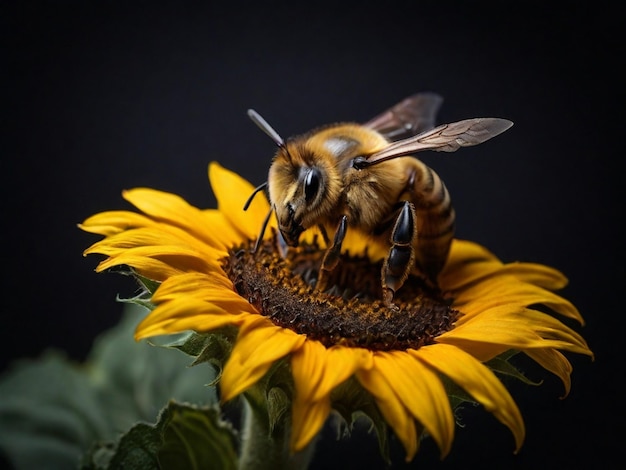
[238,398,315,470]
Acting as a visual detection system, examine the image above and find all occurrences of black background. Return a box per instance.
[2,1,623,469]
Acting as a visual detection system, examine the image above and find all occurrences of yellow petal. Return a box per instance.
[135,305,244,339]
[85,225,223,258]
[290,340,328,403]
[142,296,249,325]
[91,246,217,279]
[151,272,234,300]
[122,187,241,249]
[122,187,197,222]
[79,210,156,235]
[92,254,185,280]
[151,272,248,308]
[208,162,274,241]
[290,340,332,452]
[432,338,507,363]
[342,229,387,261]
[315,346,373,402]
[373,351,454,458]
[200,209,246,250]
[455,276,584,324]
[290,342,375,403]
[220,317,305,402]
[356,366,419,461]
[440,305,593,359]
[497,262,569,290]
[414,344,525,453]
[290,397,332,452]
[288,342,374,451]
[440,241,503,291]
[443,239,499,270]
[524,348,573,398]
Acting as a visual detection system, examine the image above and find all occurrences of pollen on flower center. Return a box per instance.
[222,237,460,351]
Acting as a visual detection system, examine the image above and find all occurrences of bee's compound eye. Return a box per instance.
[304,168,321,203]
[352,156,368,170]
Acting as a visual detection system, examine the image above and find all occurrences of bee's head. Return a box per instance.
[247,109,341,247]
[268,142,341,246]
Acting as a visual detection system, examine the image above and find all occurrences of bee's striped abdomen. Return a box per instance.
[404,159,455,284]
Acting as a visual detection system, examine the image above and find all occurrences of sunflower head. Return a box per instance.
[80,162,593,464]
[224,235,460,352]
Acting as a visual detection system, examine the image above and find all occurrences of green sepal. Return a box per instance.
[108,267,160,310]
[134,272,162,297]
[440,374,477,412]
[160,332,214,357]
[266,387,290,436]
[441,350,543,419]
[109,267,169,310]
[329,377,391,465]
[242,358,294,437]
[264,359,295,437]
[117,292,155,310]
[188,330,236,371]
[159,328,237,385]
[484,350,542,386]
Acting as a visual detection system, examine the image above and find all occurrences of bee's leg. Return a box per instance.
[275,230,289,258]
[317,224,331,246]
[382,201,416,307]
[316,216,348,292]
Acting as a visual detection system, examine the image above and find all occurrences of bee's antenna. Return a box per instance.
[243,181,268,211]
[247,109,284,147]
[252,207,273,253]
[246,109,285,255]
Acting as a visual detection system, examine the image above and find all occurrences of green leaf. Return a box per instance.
[99,422,162,470]
[88,402,239,470]
[81,401,240,470]
[0,352,108,470]
[86,304,218,431]
[158,402,238,470]
[0,304,218,470]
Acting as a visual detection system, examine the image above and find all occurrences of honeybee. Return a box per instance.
[244,93,512,306]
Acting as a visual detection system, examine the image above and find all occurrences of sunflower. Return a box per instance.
[80,162,592,463]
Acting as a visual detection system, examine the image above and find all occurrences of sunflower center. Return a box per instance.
[222,237,459,351]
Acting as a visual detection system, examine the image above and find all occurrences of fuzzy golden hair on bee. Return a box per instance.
[265,136,343,244]
[244,94,513,305]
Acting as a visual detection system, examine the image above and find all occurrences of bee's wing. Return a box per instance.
[365,118,513,166]
[363,92,443,141]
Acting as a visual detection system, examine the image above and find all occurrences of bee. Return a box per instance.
[244,93,512,306]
